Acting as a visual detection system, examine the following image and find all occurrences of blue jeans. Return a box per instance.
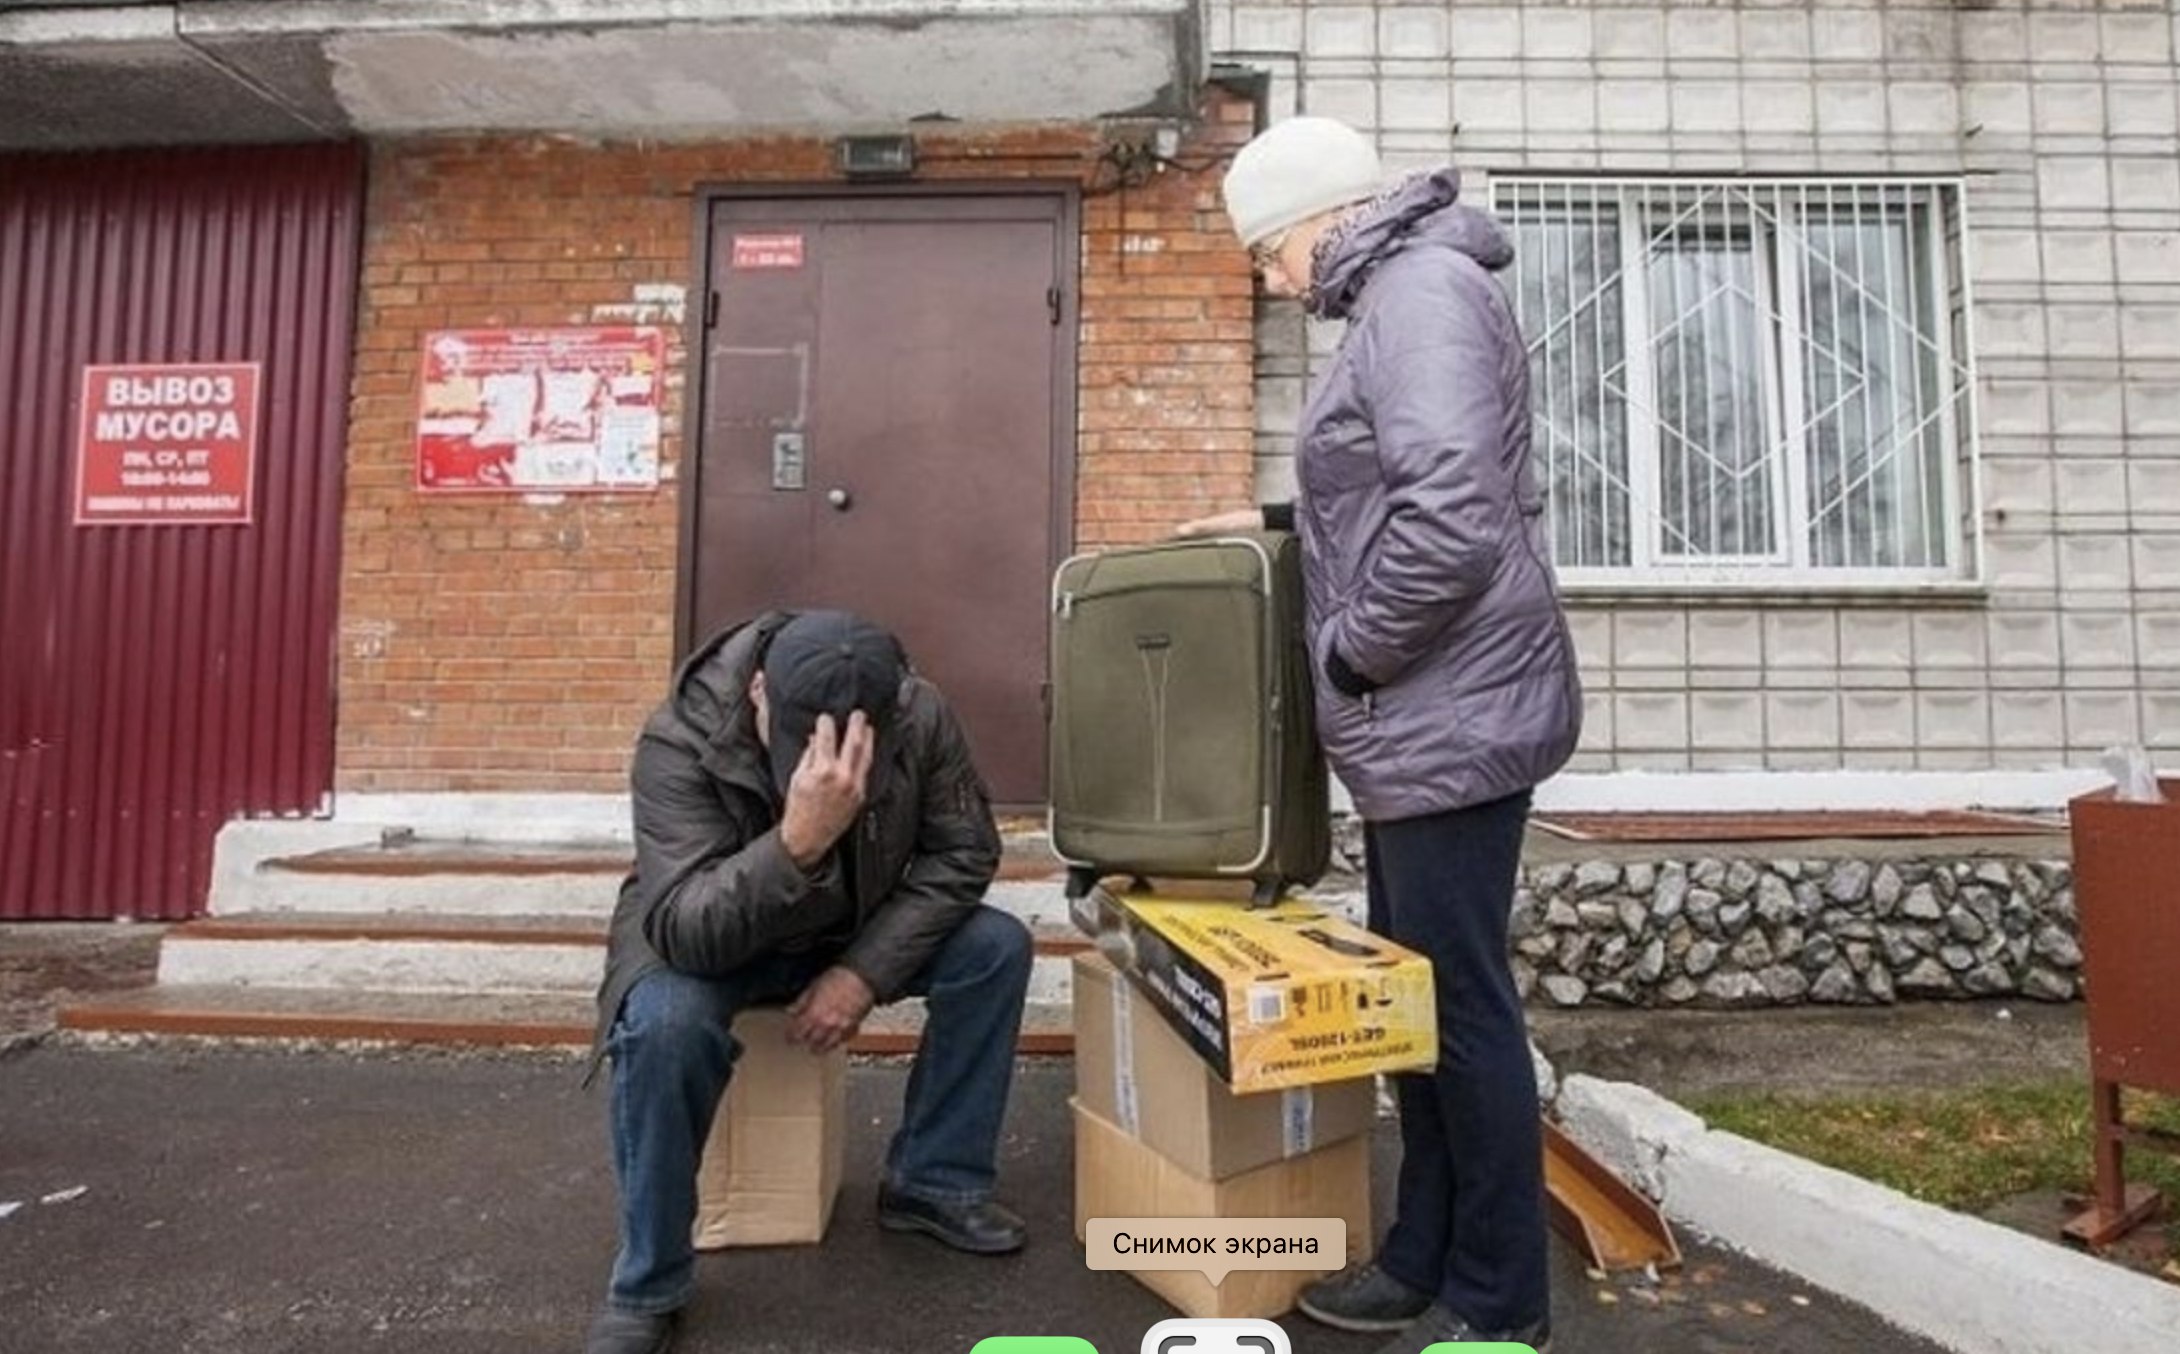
[1367,791,1550,1334]
[603,906,1032,1314]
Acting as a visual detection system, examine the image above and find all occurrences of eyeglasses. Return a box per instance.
[1249,230,1290,273]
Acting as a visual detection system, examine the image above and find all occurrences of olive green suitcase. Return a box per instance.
[1048,532,1330,904]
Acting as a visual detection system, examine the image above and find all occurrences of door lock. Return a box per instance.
[771,432,806,491]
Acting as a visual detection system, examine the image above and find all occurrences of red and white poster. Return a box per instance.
[415,327,665,493]
[74,362,260,526]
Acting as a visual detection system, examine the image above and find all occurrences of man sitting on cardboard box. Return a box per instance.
[586,610,1032,1354]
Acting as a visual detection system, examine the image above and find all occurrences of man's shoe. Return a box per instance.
[584,1305,677,1354]
[876,1186,1027,1255]
[1368,1302,1550,1354]
[1297,1262,1433,1332]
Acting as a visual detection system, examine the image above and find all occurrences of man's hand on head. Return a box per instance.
[778,711,875,871]
[786,965,875,1053]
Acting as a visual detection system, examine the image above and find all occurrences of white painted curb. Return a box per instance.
[1556,1075,2180,1354]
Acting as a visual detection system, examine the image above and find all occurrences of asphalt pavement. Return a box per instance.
[0,1043,1948,1354]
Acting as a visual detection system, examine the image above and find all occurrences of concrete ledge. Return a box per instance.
[319,793,635,841]
[209,800,1082,917]
[207,798,630,915]
[1534,769,2111,815]
[211,859,624,918]
[1557,1074,2180,1354]
[155,926,1083,1002]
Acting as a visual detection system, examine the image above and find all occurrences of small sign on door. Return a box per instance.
[732,233,805,270]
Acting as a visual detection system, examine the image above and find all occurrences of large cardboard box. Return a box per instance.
[1073,951,1376,1180]
[1074,891,1437,1092]
[692,1008,846,1249]
[1073,1099,1371,1320]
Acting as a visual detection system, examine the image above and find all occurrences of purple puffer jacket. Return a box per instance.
[1296,170,1582,822]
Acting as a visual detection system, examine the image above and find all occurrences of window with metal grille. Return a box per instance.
[1490,179,1978,589]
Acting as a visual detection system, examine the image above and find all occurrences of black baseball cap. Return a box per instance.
[761,611,908,792]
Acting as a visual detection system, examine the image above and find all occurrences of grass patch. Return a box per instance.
[1685,1082,2180,1260]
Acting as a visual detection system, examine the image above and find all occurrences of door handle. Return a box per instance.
[827,488,853,511]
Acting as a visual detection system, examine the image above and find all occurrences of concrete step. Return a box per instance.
[157,912,610,994]
[157,910,1092,1005]
[219,839,628,917]
[212,831,1071,918]
[210,821,1359,927]
[150,814,1363,1055]
[58,986,1075,1055]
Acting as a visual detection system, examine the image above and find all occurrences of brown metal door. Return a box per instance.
[0,145,361,919]
[691,193,1074,805]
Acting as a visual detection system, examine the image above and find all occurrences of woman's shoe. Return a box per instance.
[1296,1261,1433,1332]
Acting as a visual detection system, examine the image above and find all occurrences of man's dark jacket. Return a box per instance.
[593,612,1002,1053]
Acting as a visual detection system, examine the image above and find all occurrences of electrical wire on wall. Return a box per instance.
[1085,135,1241,280]
[912,129,1242,279]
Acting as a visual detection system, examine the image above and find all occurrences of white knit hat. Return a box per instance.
[1221,116,1384,247]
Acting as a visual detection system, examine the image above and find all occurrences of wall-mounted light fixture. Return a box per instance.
[836,135,917,179]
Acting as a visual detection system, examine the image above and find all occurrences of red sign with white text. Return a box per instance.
[75,362,260,526]
[731,233,805,269]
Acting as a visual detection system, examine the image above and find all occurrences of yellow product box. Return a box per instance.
[1078,891,1437,1093]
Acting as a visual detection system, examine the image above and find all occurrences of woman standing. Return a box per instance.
[1183,116,1580,1353]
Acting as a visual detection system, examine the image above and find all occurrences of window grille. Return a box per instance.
[1490,179,1977,588]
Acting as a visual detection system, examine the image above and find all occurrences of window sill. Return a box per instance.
[1559,579,1992,609]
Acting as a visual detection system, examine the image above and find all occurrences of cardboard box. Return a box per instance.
[692,1008,846,1249]
[1073,1099,1371,1320]
[1073,951,1376,1180]
[1075,892,1437,1093]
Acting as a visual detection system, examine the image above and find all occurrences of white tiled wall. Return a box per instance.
[1216,0,2180,771]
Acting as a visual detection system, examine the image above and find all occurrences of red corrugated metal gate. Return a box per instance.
[0,144,362,920]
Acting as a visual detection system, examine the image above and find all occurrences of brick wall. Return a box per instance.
[338,95,1256,792]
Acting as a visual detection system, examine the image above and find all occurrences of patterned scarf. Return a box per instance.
[1304,171,1431,318]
